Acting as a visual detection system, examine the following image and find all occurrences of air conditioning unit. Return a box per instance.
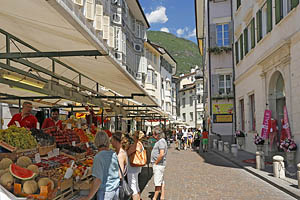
[112,13,121,24]
[136,73,142,79]
[73,0,83,6]
[134,43,142,52]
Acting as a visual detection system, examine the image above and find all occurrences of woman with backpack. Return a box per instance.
[127,131,146,200]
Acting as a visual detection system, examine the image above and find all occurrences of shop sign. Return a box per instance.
[261,110,272,139]
[213,114,233,123]
[213,104,234,114]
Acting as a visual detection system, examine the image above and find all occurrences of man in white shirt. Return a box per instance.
[182,127,188,150]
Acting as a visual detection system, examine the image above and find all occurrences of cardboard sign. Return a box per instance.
[35,153,41,163]
[72,141,76,147]
[67,123,72,129]
[47,151,54,159]
[86,142,89,148]
[53,148,59,157]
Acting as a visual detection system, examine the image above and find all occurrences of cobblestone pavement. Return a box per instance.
[140,146,296,200]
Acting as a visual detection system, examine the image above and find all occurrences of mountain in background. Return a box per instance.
[147,31,202,75]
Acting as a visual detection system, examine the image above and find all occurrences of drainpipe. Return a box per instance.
[207,0,213,132]
[230,0,237,143]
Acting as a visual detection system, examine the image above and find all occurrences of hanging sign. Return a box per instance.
[283,106,291,139]
[261,110,272,139]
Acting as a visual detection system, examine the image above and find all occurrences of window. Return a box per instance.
[240,99,245,131]
[235,41,239,64]
[250,18,256,49]
[276,0,298,24]
[216,23,229,47]
[190,112,194,122]
[239,35,244,60]
[182,113,186,122]
[190,96,193,106]
[182,98,186,108]
[267,0,273,33]
[256,9,262,42]
[197,95,201,103]
[237,0,241,10]
[249,94,256,131]
[261,3,267,37]
[197,112,202,120]
[219,75,232,95]
[243,28,248,55]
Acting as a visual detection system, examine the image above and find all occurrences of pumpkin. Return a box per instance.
[27,165,39,175]
[16,156,32,168]
[38,177,54,190]
[23,180,38,194]
[0,172,14,189]
[0,158,13,170]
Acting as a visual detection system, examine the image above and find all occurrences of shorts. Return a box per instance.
[202,138,208,145]
[188,136,193,139]
[97,187,119,200]
[127,172,140,195]
[183,137,188,144]
[153,164,165,186]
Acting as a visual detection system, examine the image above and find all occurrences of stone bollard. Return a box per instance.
[273,155,285,178]
[256,151,265,170]
[224,142,230,153]
[218,141,224,151]
[297,163,300,189]
[213,139,218,150]
[231,144,238,157]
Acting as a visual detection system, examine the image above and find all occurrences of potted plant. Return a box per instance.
[235,130,245,149]
[254,134,265,151]
[279,138,297,170]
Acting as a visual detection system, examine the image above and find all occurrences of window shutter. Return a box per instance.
[85,0,95,20]
[102,16,110,40]
[256,10,262,42]
[243,29,248,55]
[275,0,283,24]
[235,41,239,64]
[108,26,115,48]
[251,18,255,49]
[239,35,243,60]
[94,4,103,30]
[291,0,299,9]
[267,0,273,33]
[237,0,241,10]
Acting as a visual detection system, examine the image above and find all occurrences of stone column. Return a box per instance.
[231,144,238,157]
[273,155,285,178]
[218,141,223,152]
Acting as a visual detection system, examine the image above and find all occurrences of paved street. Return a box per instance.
[140,146,296,200]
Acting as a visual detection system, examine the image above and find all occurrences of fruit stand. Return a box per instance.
[0,122,97,200]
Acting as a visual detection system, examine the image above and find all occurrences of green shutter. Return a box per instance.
[256,10,262,42]
[275,0,283,24]
[237,0,241,10]
[235,41,239,64]
[244,29,248,55]
[251,19,255,49]
[292,0,299,9]
[239,35,243,60]
[267,0,273,33]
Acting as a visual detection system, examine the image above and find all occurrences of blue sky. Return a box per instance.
[139,0,197,43]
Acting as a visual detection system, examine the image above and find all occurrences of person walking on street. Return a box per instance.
[182,127,188,150]
[187,128,193,149]
[127,131,145,200]
[202,128,209,152]
[151,127,168,200]
[175,127,182,151]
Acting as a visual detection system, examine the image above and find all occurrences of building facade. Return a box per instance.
[204,0,234,139]
[233,0,300,158]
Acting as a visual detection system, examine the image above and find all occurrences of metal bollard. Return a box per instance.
[256,151,265,170]
[231,144,238,157]
[224,142,230,153]
[218,141,224,151]
[297,163,300,189]
[213,139,218,150]
[273,155,285,178]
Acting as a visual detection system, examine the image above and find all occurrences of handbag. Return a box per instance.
[117,161,133,200]
[129,141,147,167]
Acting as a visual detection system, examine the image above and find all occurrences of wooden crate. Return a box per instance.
[52,187,73,200]
[39,143,56,156]
[16,147,38,158]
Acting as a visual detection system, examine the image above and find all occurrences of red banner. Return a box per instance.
[283,105,291,139]
[261,110,272,139]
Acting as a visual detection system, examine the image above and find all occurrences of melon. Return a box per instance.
[0,172,14,189]
[38,177,54,190]
[27,165,39,175]
[0,158,13,170]
[9,164,35,180]
[16,156,32,168]
[23,180,38,194]
[0,169,9,177]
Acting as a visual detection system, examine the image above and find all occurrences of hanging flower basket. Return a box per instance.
[279,138,297,152]
[235,130,245,137]
[254,134,265,145]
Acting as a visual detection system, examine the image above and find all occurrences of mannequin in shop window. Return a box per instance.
[268,118,278,151]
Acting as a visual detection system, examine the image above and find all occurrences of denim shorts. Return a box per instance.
[97,187,119,200]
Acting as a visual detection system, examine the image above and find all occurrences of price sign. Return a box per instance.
[77,123,81,129]
[86,142,89,148]
[53,148,59,157]
[47,151,54,159]
[72,141,76,146]
[37,122,40,129]
[15,121,21,128]
[35,153,41,163]
[67,123,72,129]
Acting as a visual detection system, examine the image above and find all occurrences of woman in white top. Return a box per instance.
[127,131,145,200]
[111,131,129,177]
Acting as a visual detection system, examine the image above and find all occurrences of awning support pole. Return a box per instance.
[18,99,21,113]
[101,108,104,129]
[6,35,10,66]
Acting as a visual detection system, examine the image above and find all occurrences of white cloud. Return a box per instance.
[160,27,170,33]
[176,27,196,38]
[146,6,168,24]
[186,28,196,38]
[176,27,188,36]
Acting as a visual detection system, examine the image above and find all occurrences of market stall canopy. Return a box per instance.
[0,0,157,106]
